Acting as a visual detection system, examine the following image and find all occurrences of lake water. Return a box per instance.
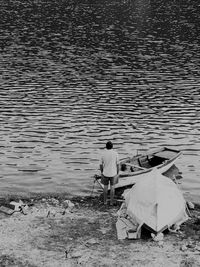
[0,0,200,200]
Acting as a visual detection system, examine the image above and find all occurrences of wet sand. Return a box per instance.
[0,194,200,267]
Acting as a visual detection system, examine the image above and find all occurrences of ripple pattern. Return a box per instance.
[0,0,200,197]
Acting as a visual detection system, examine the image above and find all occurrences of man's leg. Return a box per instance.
[103,185,108,204]
[110,185,115,205]
[110,175,118,205]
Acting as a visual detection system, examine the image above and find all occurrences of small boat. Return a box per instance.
[95,147,182,190]
[122,168,188,235]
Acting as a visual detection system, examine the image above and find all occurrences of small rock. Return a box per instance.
[50,198,59,205]
[187,201,195,210]
[71,251,83,258]
[180,258,196,267]
[63,200,75,210]
[77,254,90,264]
[47,209,56,217]
[195,246,200,251]
[21,205,29,215]
[151,233,164,242]
[31,207,39,213]
[61,210,66,215]
[181,244,188,251]
[99,228,107,234]
[86,238,99,245]
[187,241,195,249]
[65,209,72,214]
[158,241,164,247]
[51,210,56,216]
[47,211,50,217]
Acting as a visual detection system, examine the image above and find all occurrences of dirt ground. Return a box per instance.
[0,194,200,267]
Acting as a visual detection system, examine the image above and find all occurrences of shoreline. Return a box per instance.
[0,188,199,205]
[0,192,200,266]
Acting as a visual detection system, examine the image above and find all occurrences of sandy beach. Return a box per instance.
[0,194,200,267]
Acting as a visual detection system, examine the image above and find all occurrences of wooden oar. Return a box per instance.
[125,163,147,170]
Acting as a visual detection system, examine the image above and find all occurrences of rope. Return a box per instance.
[173,175,191,217]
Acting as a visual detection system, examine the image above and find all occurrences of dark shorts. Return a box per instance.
[101,175,119,186]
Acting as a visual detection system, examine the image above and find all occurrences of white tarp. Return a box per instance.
[116,168,188,239]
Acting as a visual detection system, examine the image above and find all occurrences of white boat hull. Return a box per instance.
[95,147,181,190]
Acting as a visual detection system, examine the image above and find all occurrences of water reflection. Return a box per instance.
[0,0,200,198]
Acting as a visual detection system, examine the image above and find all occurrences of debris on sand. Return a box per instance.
[0,195,199,266]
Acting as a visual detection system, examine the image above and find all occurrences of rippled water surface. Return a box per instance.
[0,0,200,198]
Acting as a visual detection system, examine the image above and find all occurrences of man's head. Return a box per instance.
[106,141,113,150]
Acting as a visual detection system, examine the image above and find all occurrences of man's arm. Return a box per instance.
[116,153,120,175]
[100,155,104,174]
[117,163,119,175]
[100,164,103,174]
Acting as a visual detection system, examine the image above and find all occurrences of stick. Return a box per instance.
[125,163,147,170]
[95,177,104,189]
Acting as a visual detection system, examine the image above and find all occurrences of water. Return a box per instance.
[0,0,200,199]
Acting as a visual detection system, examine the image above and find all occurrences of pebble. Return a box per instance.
[158,241,164,247]
[195,246,200,251]
[70,251,83,258]
[151,233,164,242]
[77,254,90,264]
[50,198,59,205]
[86,238,99,245]
[187,201,195,210]
[99,228,107,234]
[187,241,196,249]
[181,244,188,251]
[63,200,75,210]
[47,209,56,217]
[21,205,29,215]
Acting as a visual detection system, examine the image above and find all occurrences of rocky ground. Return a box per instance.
[0,194,200,267]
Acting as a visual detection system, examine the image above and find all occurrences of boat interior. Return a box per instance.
[120,150,173,173]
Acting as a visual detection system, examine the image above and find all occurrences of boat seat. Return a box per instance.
[138,156,152,169]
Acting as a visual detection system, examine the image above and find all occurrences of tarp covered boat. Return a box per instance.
[119,168,188,236]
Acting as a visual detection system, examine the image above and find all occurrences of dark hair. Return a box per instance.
[106,141,113,150]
